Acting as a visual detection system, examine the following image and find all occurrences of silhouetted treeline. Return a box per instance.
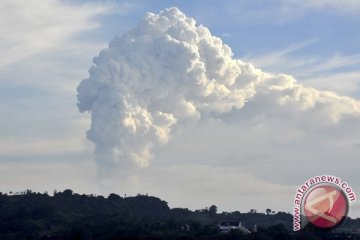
[0,190,359,240]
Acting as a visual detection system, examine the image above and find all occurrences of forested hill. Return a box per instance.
[0,190,359,240]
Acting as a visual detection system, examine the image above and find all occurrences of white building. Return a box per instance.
[218,221,251,234]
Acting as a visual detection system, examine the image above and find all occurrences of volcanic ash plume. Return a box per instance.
[77,7,360,171]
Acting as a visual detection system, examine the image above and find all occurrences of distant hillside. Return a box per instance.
[0,190,359,240]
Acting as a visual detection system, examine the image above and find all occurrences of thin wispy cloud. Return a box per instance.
[246,41,360,97]
[0,0,110,67]
[302,71,360,96]
[245,39,318,69]
[300,0,360,14]
[0,0,114,165]
[200,0,360,27]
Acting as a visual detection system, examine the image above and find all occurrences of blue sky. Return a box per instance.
[1,0,360,216]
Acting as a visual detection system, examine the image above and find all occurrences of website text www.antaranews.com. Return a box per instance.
[293,175,356,231]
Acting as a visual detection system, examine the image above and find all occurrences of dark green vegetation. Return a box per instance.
[0,190,359,240]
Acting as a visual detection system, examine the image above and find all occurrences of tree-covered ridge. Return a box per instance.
[0,190,359,240]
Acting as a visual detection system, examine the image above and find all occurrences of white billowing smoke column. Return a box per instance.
[77,7,360,171]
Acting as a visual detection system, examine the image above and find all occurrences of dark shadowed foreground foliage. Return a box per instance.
[0,190,359,239]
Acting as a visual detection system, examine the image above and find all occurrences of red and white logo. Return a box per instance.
[293,175,356,231]
[303,184,348,229]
